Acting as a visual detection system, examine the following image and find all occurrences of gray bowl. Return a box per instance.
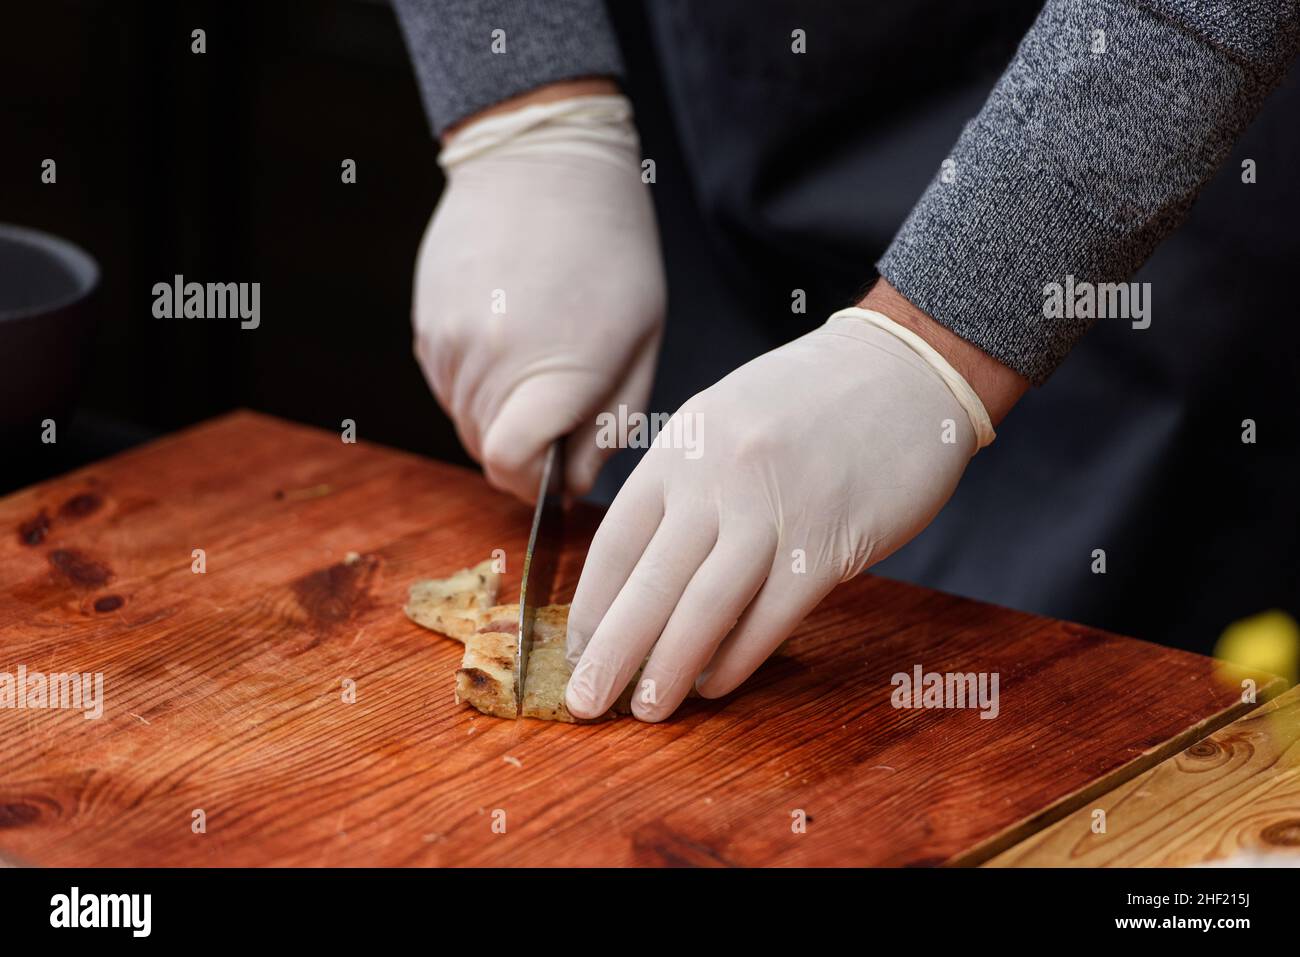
[0,224,100,438]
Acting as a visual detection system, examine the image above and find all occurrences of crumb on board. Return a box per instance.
[344,551,361,565]
[275,484,334,502]
[502,755,523,768]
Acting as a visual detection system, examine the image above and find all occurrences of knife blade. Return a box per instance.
[515,440,565,718]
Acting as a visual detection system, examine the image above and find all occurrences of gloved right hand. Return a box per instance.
[562,306,997,721]
[413,93,666,502]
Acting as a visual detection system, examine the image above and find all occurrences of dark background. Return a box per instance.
[3,0,1297,657]
[0,0,730,483]
[2,0,461,484]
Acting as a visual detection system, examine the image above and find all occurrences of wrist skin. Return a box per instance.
[859,279,1027,426]
[441,77,621,145]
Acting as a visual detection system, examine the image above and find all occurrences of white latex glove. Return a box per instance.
[564,307,996,721]
[413,94,665,501]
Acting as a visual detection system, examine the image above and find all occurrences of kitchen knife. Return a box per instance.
[515,440,565,717]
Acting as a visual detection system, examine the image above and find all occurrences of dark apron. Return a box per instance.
[600,0,1300,654]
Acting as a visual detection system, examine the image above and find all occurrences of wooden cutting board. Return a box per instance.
[0,411,1279,866]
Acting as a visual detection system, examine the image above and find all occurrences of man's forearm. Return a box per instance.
[877,0,1300,387]
[860,279,1028,427]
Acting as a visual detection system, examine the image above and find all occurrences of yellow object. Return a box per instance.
[1214,609,1300,687]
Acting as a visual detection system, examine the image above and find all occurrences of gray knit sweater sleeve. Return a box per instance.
[390,0,623,137]
[878,0,1300,385]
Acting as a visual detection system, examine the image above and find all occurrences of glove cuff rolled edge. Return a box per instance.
[827,306,997,451]
[437,94,637,170]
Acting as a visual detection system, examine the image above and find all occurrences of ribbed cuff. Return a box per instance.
[392,0,625,138]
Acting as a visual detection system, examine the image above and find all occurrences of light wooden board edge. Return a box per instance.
[950,675,1287,867]
[984,682,1300,867]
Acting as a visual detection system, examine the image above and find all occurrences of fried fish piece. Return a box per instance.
[407,561,647,722]
[404,559,500,641]
[454,626,518,719]
[454,603,590,721]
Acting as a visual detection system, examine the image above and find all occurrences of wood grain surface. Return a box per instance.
[0,411,1280,867]
[988,684,1300,867]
